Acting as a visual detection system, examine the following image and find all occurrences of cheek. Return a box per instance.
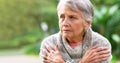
[73,23,85,32]
[58,22,62,30]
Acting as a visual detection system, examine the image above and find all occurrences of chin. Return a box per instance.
[62,33,71,38]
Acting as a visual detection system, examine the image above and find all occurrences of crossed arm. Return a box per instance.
[40,43,111,63]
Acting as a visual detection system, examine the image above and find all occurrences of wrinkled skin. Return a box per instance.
[41,44,110,63]
[41,43,65,63]
[41,5,110,63]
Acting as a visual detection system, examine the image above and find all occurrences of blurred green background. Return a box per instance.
[0,0,120,63]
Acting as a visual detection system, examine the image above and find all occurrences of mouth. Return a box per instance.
[63,30,71,32]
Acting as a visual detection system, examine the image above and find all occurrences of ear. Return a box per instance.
[84,19,91,30]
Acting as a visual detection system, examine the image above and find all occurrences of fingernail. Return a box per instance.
[56,44,58,47]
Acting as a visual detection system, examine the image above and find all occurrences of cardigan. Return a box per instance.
[40,28,112,63]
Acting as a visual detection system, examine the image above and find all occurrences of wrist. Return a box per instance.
[79,59,86,63]
[61,60,65,63]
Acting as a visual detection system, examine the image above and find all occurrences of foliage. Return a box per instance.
[111,55,118,63]
[0,1,120,62]
[40,0,59,33]
[0,29,44,49]
[91,0,120,6]
[40,7,59,33]
[22,42,40,55]
[0,0,41,41]
[0,0,58,55]
[92,4,120,57]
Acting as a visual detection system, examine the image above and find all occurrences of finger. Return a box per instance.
[40,49,50,59]
[86,45,99,55]
[90,51,98,58]
[41,48,49,56]
[98,50,110,55]
[90,58,101,63]
[45,43,53,52]
[85,45,98,55]
[88,49,110,62]
[99,53,110,59]
[41,54,47,60]
[89,48,109,59]
[91,44,98,49]
[98,47,108,52]
[90,52,110,62]
[43,59,51,63]
[52,43,60,55]
[101,55,110,61]
[90,55,101,63]
[54,43,58,51]
[91,47,108,53]
[93,54,110,62]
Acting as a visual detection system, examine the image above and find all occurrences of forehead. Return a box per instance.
[57,5,82,16]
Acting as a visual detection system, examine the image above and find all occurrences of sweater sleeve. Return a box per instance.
[100,39,112,63]
[39,34,57,63]
[39,38,48,63]
[92,32,112,63]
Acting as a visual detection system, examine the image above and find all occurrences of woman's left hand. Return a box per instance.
[41,43,65,63]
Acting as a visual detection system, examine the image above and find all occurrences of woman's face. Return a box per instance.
[58,5,89,38]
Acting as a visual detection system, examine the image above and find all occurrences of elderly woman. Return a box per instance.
[40,0,112,63]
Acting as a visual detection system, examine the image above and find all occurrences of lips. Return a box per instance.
[63,29,71,32]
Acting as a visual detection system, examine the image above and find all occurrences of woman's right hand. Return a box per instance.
[79,45,110,63]
[41,43,65,63]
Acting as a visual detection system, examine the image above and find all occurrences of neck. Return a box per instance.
[66,32,84,43]
[67,36,83,43]
[66,37,83,49]
[67,35,84,49]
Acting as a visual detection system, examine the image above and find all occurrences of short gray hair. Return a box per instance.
[57,0,94,22]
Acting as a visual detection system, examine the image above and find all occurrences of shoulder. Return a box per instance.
[92,31,108,42]
[40,32,60,48]
[92,31,111,48]
[91,31,112,62]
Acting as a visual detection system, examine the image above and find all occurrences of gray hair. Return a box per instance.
[57,0,94,22]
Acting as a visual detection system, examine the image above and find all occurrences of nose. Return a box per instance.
[62,18,69,27]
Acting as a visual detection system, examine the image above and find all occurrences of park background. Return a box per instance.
[0,0,120,63]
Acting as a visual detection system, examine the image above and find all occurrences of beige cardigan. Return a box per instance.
[40,28,112,63]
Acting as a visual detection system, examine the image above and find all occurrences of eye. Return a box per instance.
[59,14,65,19]
[69,15,76,19]
[59,14,65,22]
